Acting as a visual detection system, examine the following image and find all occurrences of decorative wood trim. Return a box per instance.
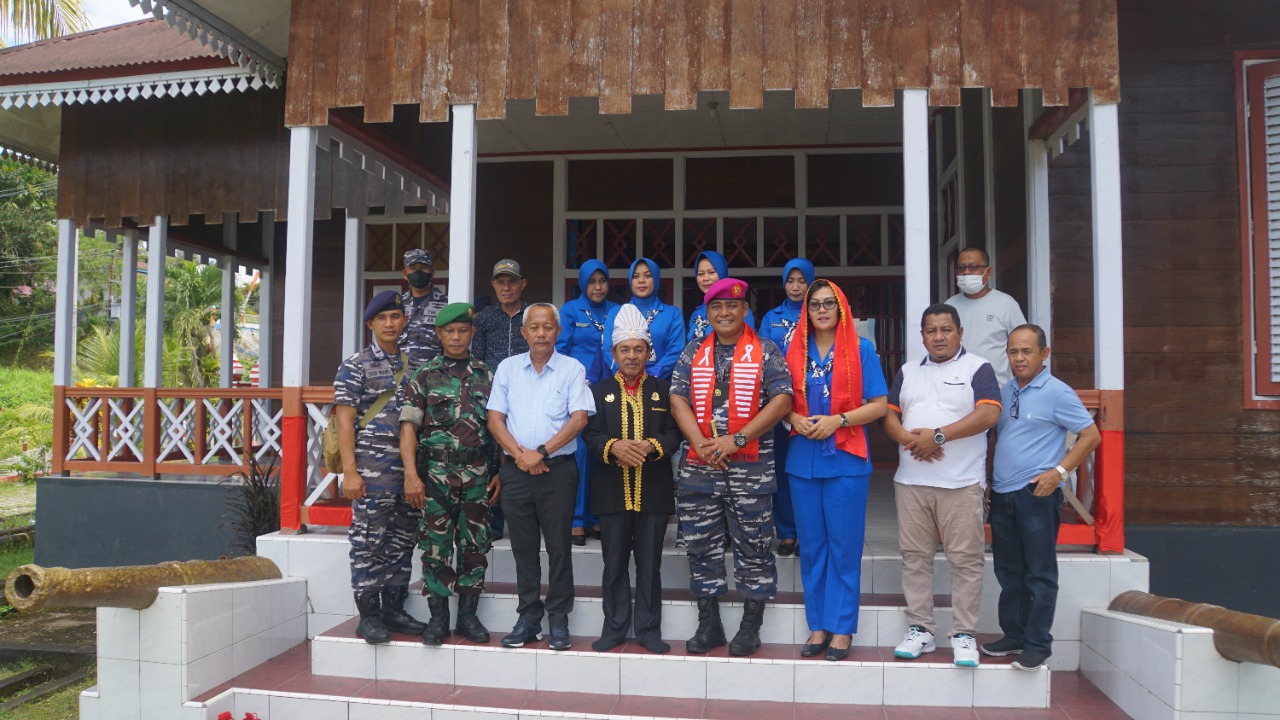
[129,0,285,85]
[0,66,271,112]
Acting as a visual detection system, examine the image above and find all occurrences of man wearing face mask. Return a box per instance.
[400,248,450,376]
[945,247,1027,386]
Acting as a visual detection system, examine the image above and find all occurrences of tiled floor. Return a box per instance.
[196,642,1132,719]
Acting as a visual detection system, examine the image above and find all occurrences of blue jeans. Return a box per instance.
[989,485,1062,653]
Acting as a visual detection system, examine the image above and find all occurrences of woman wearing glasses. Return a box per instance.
[784,280,888,661]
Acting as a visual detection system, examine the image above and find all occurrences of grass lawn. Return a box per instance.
[0,670,95,720]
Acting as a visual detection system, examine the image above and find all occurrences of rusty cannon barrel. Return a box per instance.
[4,556,281,612]
[1110,590,1280,668]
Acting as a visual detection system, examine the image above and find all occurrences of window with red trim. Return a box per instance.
[1242,57,1280,404]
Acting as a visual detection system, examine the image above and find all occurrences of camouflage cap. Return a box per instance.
[403,248,434,268]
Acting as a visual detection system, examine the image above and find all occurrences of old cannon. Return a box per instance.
[1110,590,1280,669]
[4,556,281,612]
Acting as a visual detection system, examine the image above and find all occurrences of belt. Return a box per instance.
[544,454,575,466]
[419,446,488,466]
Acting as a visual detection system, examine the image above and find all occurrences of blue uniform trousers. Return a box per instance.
[772,424,796,541]
[789,473,869,634]
[572,437,598,530]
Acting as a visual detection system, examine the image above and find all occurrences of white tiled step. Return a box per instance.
[309,621,1050,709]
[402,584,955,647]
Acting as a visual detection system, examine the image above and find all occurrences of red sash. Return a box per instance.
[688,326,763,463]
[784,282,868,459]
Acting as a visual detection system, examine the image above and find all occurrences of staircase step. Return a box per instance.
[402,582,953,646]
[306,621,1050,709]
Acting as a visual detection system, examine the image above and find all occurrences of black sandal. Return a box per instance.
[778,539,798,556]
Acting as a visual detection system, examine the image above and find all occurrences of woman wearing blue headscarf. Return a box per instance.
[758,258,815,556]
[604,258,685,382]
[686,250,755,344]
[559,260,618,545]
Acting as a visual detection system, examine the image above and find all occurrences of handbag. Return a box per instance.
[320,354,407,474]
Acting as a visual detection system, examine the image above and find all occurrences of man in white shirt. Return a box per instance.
[945,247,1027,386]
[883,303,1002,668]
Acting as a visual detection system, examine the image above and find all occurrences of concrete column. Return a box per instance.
[902,89,931,362]
[143,217,168,388]
[257,212,274,388]
[118,230,138,387]
[219,214,238,388]
[53,220,78,387]
[1088,95,1124,390]
[448,104,478,302]
[1024,92,1053,340]
[343,212,366,357]
[283,127,318,388]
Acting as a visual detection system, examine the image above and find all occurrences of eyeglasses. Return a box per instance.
[1010,388,1021,419]
[956,264,989,274]
[807,298,839,311]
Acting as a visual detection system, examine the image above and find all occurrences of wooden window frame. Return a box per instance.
[1236,51,1280,409]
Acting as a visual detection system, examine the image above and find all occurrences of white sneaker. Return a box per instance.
[893,625,937,658]
[952,633,980,667]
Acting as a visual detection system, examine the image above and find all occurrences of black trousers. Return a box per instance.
[500,457,577,627]
[598,510,667,641]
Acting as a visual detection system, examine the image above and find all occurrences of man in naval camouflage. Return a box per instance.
[669,278,793,657]
[400,248,449,375]
[400,302,501,646]
[334,290,427,645]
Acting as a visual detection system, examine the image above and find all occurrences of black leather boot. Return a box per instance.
[381,587,427,636]
[421,596,451,647]
[454,593,491,643]
[728,599,766,657]
[685,597,726,654]
[354,591,390,644]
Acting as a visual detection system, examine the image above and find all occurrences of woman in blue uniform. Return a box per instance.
[686,250,755,343]
[757,258,815,556]
[785,279,888,661]
[604,258,685,382]
[558,260,618,545]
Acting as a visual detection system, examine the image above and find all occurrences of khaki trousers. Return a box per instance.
[895,481,985,637]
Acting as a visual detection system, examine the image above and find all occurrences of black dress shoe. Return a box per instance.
[591,635,625,652]
[825,644,851,661]
[571,534,586,546]
[777,539,798,556]
[800,633,831,657]
[638,635,671,654]
[585,525,602,540]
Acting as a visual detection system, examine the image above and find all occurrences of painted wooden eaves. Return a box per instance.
[284,0,1121,127]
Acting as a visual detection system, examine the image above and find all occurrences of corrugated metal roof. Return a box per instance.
[0,19,227,79]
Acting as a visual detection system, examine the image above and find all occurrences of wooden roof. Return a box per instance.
[284,0,1120,127]
[0,19,226,81]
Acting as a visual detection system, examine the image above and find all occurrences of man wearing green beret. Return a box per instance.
[400,303,502,645]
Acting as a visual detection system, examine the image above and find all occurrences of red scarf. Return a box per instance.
[688,325,764,463]
[785,282,868,459]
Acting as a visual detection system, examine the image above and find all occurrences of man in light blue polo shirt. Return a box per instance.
[983,324,1100,671]
[488,303,596,651]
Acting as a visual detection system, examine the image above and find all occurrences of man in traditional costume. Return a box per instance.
[583,304,683,654]
[668,278,793,657]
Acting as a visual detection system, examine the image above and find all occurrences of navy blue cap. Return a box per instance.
[364,290,404,323]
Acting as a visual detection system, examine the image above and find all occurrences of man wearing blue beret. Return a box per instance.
[334,289,426,644]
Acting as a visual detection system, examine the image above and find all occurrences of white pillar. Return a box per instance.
[257,212,275,388]
[343,212,366,357]
[118,230,138,387]
[220,214,238,388]
[1024,93,1053,339]
[144,217,169,388]
[902,89,931,363]
[1088,94,1125,390]
[283,127,318,388]
[53,220,79,387]
[448,104,478,303]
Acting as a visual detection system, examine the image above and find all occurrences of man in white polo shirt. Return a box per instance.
[884,303,1002,667]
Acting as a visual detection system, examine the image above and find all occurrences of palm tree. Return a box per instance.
[0,0,89,46]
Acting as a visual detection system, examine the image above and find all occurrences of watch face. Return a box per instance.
[734,433,747,448]
[934,432,946,445]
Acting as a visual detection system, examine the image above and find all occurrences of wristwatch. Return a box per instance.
[536,444,550,459]
[933,428,947,446]
[839,413,850,428]
[733,433,748,448]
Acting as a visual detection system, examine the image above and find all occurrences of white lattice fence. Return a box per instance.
[304,402,340,505]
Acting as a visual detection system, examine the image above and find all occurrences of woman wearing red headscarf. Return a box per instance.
[785,280,888,661]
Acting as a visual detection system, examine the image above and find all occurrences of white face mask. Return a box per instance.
[957,274,987,295]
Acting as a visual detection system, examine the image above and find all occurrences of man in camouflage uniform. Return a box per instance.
[400,303,500,646]
[669,278,793,657]
[400,248,449,375]
[334,290,427,645]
